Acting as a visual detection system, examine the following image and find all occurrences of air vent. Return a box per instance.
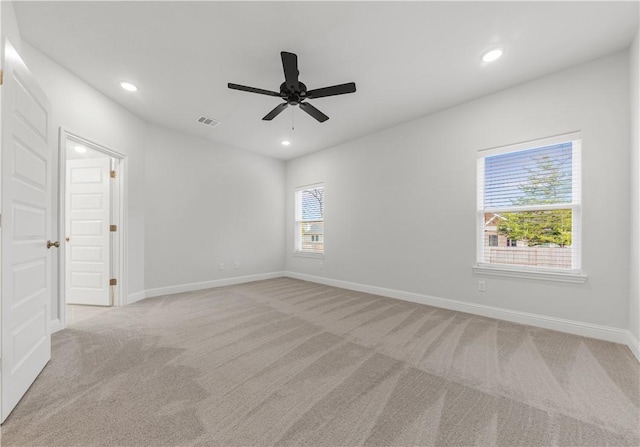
[196,116,220,128]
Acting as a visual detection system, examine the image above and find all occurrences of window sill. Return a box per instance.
[293,251,325,259]
[473,264,587,283]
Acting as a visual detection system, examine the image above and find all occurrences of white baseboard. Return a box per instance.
[284,271,632,348]
[127,290,146,305]
[627,331,640,362]
[143,272,285,300]
[49,318,62,334]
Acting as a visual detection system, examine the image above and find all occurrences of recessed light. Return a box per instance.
[482,48,503,63]
[74,146,87,153]
[281,140,291,146]
[120,82,138,92]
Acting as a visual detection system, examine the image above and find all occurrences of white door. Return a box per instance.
[1,40,53,423]
[65,158,111,306]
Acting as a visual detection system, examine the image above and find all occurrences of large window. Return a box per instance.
[477,133,581,273]
[295,184,324,254]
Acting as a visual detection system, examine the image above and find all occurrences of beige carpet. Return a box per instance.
[2,278,638,446]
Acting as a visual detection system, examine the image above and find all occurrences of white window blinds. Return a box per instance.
[295,184,324,254]
[477,133,581,272]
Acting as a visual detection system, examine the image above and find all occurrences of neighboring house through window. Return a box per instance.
[477,132,581,273]
[295,183,324,254]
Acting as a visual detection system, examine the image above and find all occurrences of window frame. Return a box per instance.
[475,132,587,283]
[294,183,325,258]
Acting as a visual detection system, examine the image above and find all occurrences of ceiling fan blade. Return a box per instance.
[281,51,299,91]
[299,102,329,123]
[262,103,289,121]
[306,82,356,99]
[228,83,281,97]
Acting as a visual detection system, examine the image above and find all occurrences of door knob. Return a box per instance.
[46,240,60,249]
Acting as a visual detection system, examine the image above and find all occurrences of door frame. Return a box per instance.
[57,129,127,330]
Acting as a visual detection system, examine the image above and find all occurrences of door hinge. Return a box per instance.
[110,224,117,232]
[109,278,117,286]
[110,170,117,179]
[0,69,4,86]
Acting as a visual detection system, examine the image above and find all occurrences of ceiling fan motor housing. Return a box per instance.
[280,82,307,105]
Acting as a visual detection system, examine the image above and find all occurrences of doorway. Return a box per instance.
[58,131,126,329]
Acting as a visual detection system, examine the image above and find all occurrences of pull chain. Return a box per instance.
[291,106,295,130]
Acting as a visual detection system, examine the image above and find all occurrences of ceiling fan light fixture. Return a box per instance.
[482,48,503,63]
[120,81,138,92]
[281,140,291,146]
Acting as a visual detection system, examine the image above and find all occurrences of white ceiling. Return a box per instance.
[13,1,639,160]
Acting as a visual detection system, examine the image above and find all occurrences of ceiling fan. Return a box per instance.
[228,51,356,123]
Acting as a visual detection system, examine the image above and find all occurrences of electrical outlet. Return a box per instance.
[478,280,486,292]
[234,260,240,270]
[218,262,225,271]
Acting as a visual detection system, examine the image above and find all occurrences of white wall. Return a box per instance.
[630,30,640,355]
[144,124,285,292]
[19,43,148,323]
[286,51,631,331]
[17,43,287,316]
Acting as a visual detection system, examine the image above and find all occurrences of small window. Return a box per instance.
[295,184,324,254]
[477,133,581,273]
